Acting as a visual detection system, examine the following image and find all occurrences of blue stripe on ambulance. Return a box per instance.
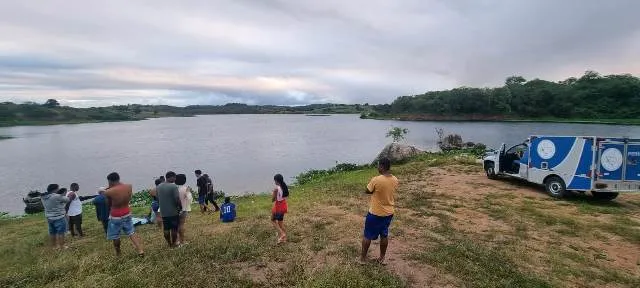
[567,138,594,190]
[529,136,576,169]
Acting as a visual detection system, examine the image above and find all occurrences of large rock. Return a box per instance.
[374,143,424,164]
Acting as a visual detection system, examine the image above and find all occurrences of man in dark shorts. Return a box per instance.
[105,172,144,256]
[203,174,219,212]
[360,158,398,265]
[195,170,208,213]
[92,187,109,235]
[157,171,182,248]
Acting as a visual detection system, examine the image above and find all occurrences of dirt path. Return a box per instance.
[392,164,640,287]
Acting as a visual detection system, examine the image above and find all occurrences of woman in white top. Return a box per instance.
[176,174,193,245]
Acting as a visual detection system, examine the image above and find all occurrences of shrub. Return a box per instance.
[386,126,409,142]
[295,162,372,185]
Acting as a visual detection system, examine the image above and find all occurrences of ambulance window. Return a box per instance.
[507,144,526,155]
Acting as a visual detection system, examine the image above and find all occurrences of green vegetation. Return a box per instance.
[385,126,409,142]
[0,101,367,127]
[5,71,640,127]
[365,71,640,124]
[2,152,639,287]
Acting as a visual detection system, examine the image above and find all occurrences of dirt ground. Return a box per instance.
[289,163,640,288]
[186,163,640,287]
[386,164,640,287]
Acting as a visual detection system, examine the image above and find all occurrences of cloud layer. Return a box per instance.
[1,0,639,107]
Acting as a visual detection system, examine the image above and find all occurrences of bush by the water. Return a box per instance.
[295,162,373,185]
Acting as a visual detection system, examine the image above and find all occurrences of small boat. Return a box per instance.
[23,190,44,214]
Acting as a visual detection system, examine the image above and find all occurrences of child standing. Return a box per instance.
[271,174,289,244]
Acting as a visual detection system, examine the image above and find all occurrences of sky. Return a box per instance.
[1,0,640,107]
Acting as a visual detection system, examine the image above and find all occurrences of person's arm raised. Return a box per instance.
[79,195,98,201]
[365,178,375,194]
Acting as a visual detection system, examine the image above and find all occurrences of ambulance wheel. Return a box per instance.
[591,192,619,201]
[485,163,497,180]
[544,176,566,198]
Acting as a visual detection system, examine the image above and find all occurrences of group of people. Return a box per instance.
[146,170,237,248]
[40,157,397,264]
[40,182,101,248]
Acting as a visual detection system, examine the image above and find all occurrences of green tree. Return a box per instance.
[386,127,409,142]
[505,76,526,86]
[383,71,640,121]
[43,99,60,108]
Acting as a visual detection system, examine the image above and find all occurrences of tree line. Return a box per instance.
[0,101,366,126]
[375,71,640,119]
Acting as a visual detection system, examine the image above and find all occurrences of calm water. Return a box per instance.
[1,114,639,214]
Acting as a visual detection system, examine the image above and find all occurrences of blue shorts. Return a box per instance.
[48,218,67,235]
[363,213,393,240]
[151,201,159,213]
[198,195,206,205]
[271,213,284,221]
[107,215,135,240]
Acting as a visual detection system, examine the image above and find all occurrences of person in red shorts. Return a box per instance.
[271,174,289,244]
[105,172,144,257]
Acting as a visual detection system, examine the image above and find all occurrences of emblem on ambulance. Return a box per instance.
[537,139,556,160]
[601,148,623,171]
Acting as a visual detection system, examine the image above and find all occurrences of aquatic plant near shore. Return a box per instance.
[295,162,373,185]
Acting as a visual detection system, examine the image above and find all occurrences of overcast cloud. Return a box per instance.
[1,0,639,107]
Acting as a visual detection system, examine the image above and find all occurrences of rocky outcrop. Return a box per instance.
[374,143,424,164]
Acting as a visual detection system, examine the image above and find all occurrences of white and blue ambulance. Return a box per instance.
[483,136,640,200]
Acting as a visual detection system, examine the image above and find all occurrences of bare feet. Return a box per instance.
[376,258,387,266]
[358,258,368,265]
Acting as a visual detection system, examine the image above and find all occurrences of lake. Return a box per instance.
[1,114,640,214]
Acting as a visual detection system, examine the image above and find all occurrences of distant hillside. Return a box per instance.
[0,101,367,127]
[363,71,640,123]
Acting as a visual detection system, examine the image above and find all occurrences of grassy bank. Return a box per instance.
[2,153,639,287]
[361,114,640,126]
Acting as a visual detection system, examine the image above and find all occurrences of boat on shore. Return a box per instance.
[23,191,44,214]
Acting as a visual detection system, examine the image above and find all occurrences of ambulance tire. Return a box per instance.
[544,176,566,198]
[485,163,497,180]
[591,192,619,201]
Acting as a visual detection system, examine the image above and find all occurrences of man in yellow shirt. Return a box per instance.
[360,157,398,265]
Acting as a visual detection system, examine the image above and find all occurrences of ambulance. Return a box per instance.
[482,136,640,200]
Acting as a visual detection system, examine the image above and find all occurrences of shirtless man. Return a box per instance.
[105,172,144,257]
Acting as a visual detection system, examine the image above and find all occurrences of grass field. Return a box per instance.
[1,153,639,287]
